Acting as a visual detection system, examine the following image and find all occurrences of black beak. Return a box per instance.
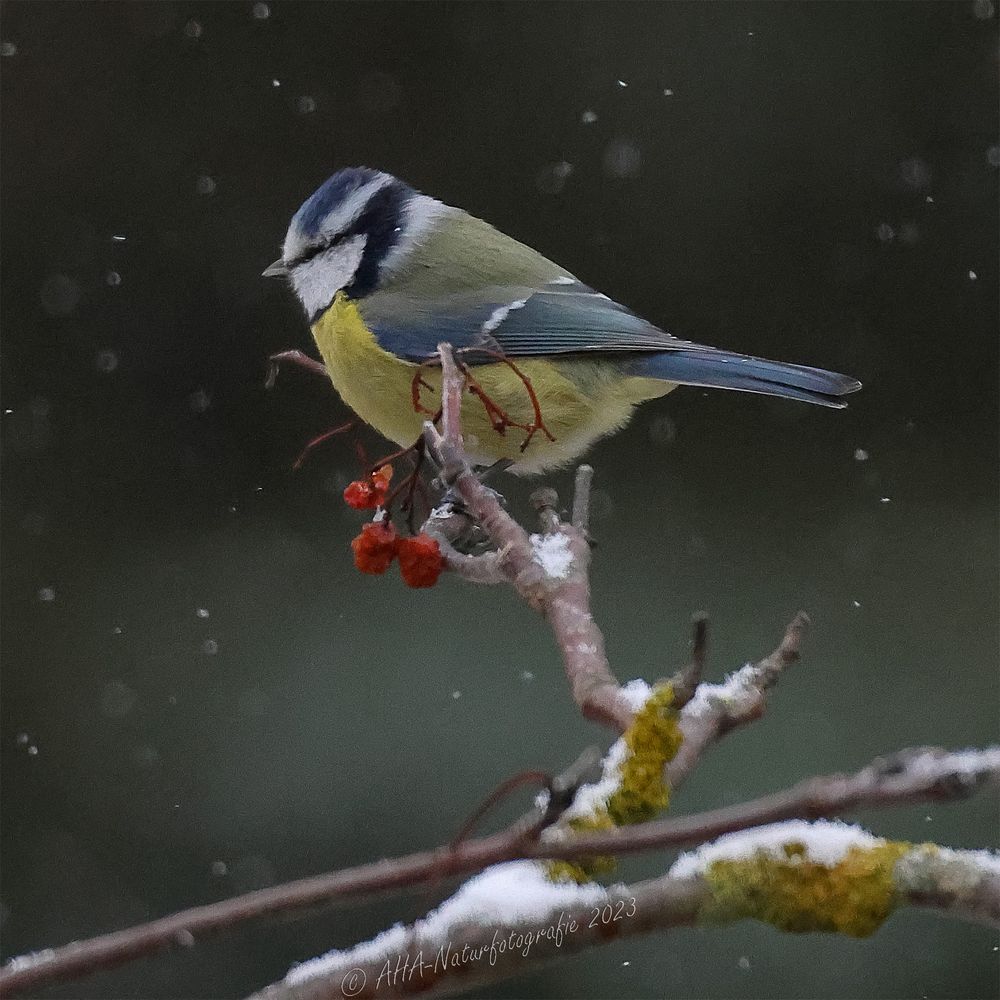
[262,259,289,278]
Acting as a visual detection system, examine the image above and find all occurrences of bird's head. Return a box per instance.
[264,166,436,322]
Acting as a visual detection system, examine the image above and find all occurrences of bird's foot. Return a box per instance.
[432,459,512,517]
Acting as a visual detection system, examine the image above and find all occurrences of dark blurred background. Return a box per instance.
[2,3,998,998]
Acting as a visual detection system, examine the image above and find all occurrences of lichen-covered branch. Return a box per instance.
[6,746,995,997]
[246,828,1000,1000]
[669,822,1000,934]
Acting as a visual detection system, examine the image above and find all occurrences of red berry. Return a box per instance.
[397,534,444,589]
[351,521,398,575]
[344,480,376,509]
[343,464,394,510]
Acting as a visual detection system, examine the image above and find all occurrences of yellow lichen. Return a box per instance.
[546,856,618,884]
[701,841,912,937]
[606,684,683,825]
[547,685,683,884]
[546,813,618,882]
[568,811,616,833]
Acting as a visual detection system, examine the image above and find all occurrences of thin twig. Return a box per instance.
[571,464,593,533]
[453,347,556,452]
[530,487,561,534]
[666,612,809,790]
[264,349,329,389]
[291,421,356,471]
[669,613,708,708]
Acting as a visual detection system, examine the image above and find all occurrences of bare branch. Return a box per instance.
[571,464,593,533]
[421,345,631,730]
[0,826,527,998]
[669,612,708,708]
[665,612,810,790]
[530,486,561,534]
[546,580,632,730]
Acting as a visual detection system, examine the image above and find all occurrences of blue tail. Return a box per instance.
[634,349,862,408]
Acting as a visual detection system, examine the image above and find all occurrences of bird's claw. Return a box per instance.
[430,458,512,517]
[435,482,507,518]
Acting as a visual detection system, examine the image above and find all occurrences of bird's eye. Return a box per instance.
[287,231,346,269]
[310,232,345,258]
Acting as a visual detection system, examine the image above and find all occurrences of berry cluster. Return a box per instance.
[344,466,443,588]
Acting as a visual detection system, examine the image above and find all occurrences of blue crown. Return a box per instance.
[294,167,390,238]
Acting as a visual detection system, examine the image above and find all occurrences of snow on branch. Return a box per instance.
[5,734,996,992]
[249,827,999,1000]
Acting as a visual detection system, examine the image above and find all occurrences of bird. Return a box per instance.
[265,167,860,474]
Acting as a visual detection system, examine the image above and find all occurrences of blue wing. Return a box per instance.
[358,281,697,362]
[358,281,861,407]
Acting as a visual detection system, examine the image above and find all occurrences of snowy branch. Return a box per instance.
[247,831,1000,1000]
[667,612,810,790]
[3,746,996,997]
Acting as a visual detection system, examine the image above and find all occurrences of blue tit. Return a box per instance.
[264,167,860,474]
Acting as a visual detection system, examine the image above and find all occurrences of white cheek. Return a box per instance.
[290,235,367,319]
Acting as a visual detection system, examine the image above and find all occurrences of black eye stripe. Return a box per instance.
[286,231,348,269]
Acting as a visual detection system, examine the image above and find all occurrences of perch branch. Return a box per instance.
[422,343,632,730]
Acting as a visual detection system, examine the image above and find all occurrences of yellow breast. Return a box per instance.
[310,293,674,474]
